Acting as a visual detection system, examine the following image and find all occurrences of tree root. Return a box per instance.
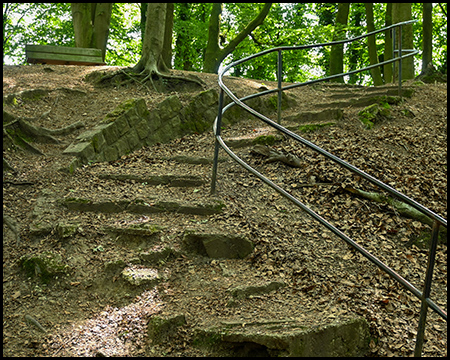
[91,67,206,93]
[343,186,447,238]
[251,144,303,167]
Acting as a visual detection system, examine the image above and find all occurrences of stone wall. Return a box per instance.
[63,89,218,173]
[62,87,286,173]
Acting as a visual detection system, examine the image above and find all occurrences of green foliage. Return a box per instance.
[3,3,448,83]
[173,3,212,72]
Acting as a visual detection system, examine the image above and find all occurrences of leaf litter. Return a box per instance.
[2,65,447,357]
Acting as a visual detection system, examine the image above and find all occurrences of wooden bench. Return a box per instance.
[26,44,106,66]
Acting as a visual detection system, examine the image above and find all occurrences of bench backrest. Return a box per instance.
[26,44,106,66]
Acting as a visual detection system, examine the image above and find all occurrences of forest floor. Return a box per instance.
[3,64,447,357]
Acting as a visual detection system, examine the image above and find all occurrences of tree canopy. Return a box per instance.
[3,3,447,85]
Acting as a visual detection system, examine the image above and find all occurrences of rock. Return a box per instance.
[194,316,370,357]
[20,251,69,284]
[183,232,254,259]
[121,265,162,286]
[227,281,285,299]
[148,314,187,344]
[139,247,180,266]
[102,224,164,250]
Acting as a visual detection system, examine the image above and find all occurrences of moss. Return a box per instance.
[358,102,391,129]
[268,92,291,110]
[103,98,137,123]
[193,330,224,347]
[298,122,335,133]
[20,251,68,284]
[252,135,281,146]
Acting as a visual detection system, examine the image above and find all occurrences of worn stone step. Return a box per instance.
[182,231,254,259]
[98,173,205,187]
[284,108,343,124]
[194,316,369,357]
[61,197,225,215]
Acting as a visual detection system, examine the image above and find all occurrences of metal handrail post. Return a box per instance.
[414,220,441,357]
[277,49,283,124]
[210,89,225,195]
[393,29,396,84]
[398,25,402,97]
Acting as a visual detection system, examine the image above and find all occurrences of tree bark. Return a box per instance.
[392,3,414,81]
[365,3,384,86]
[163,3,174,69]
[133,3,169,74]
[71,3,112,62]
[329,3,350,83]
[421,3,433,72]
[203,3,272,73]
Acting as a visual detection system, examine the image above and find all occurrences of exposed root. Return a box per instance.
[91,67,205,92]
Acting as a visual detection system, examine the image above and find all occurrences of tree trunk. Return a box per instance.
[163,3,174,69]
[71,4,94,48]
[203,3,223,74]
[364,3,384,86]
[383,3,393,83]
[329,3,350,83]
[133,3,169,75]
[140,3,148,43]
[421,3,433,72]
[203,3,272,74]
[71,3,112,62]
[348,4,363,84]
[392,3,414,81]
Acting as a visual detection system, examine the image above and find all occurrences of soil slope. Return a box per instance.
[3,64,447,357]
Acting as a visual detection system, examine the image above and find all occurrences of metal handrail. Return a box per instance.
[210,20,446,357]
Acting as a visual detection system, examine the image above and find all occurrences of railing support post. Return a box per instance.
[210,89,225,195]
[414,220,441,357]
[277,49,283,124]
[398,25,403,98]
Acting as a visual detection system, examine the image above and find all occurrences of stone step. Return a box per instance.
[61,197,225,215]
[194,316,369,357]
[98,173,205,187]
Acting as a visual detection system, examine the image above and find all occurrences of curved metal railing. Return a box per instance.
[210,20,446,356]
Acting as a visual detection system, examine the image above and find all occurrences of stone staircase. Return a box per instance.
[22,82,420,356]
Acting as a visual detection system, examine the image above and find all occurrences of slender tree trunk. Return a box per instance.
[383,3,393,83]
[421,3,433,72]
[203,3,272,73]
[365,3,384,86]
[392,3,414,81]
[329,3,350,83]
[348,4,363,84]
